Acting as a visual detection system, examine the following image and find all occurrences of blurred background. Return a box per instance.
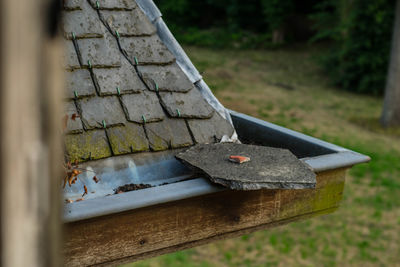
[126,0,400,266]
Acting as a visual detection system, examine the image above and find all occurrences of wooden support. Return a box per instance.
[65,168,347,266]
[0,0,63,266]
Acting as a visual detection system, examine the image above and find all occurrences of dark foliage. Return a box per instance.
[311,0,396,95]
[155,0,396,95]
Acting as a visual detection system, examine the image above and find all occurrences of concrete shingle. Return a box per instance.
[65,69,96,99]
[63,9,105,39]
[188,112,235,144]
[63,0,83,10]
[63,39,80,69]
[92,60,146,95]
[64,101,84,133]
[65,130,112,162]
[107,123,149,155]
[77,34,121,68]
[101,9,156,36]
[159,89,214,119]
[78,96,126,129]
[145,116,193,151]
[121,91,164,123]
[120,35,175,64]
[88,0,136,10]
[140,62,193,92]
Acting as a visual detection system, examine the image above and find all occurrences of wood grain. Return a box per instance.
[65,168,346,266]
[0,0,63,266]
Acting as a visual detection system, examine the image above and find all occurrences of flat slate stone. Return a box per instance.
[145,116,193,151]
[65,69,96,99]
[176,143,317,190]
[64,0,82,10]
[64,101,84,133]
[78,96,126,129]
[107,123,149,155]
[121,91,164,123]
[63,39,80,69]
[63,8,105,38]
[65,130,112,162]
[101,9,156,36]
[188,112,235,143]
[140,63,194,92]
[92,60,146,95]
[88,0,136,10]
[159,89,214,119]
[77,34,121,68]
[120,35,175,65]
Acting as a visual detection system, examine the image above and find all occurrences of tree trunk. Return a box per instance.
[381,0,400,127]
[272,28,285,44]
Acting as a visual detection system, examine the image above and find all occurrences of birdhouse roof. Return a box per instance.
[62,0,235,163]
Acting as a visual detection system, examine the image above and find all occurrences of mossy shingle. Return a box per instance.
[65,130,112,162]
[107,123,149,155]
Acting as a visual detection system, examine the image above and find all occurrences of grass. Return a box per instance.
[124,44,400,267]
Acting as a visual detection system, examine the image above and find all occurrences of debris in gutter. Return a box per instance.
[229,155,250,164]
[176,143,316,190]
[114,183,152,194]
[65,199,73,204]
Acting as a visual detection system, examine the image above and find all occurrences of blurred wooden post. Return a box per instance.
[0,0,64,266]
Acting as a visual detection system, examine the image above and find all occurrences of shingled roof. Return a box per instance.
[63,0,235,163]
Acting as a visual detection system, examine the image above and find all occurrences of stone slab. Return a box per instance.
[176,143,316,190]
[77,34,121,68]
[145,116,193,151]
[88,0,136,10]
[63,8,105,38]
[64,101,84,133]
[120,35,175,64]
[120,91,164,123]
[140,62,193,92]
[92,60,146,95]
[78,96,126,129]
[63,39,80,69]
[65,130,112,162]
[63,0,83,10]
[65,69,96,99]
[101,9,156,36]
[107,123,149,155]
[159,89,214,119]
[188,112,234,143]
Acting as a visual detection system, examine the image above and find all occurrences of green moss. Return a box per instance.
[149,133,169,151]
[107,125,149,155]
[65,130,111,162]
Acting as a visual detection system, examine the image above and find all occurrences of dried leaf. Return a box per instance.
[71,113,80,121]
[82,185,88,197]
[93,176,99,183]
[76,198,84,202]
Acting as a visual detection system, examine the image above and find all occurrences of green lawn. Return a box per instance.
[125,45,400,267]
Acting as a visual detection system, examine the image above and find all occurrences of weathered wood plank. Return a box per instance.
[65,168,346,266]
[0,0,63,266]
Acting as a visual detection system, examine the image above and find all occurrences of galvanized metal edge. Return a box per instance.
[302,151,370,173]
[230,110,348,152]
[64,178,224,223]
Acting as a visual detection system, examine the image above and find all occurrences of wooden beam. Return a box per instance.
[65,168,346,266]
[0,0,63,266]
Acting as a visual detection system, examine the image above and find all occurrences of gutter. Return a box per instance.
[64,111,370,223]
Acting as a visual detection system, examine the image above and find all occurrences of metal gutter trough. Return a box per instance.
[64,110,370,223]
[63,111,370,266]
